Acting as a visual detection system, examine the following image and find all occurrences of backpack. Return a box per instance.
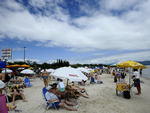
[123,91,131,99]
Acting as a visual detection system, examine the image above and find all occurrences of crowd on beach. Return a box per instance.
[0,66,143,112]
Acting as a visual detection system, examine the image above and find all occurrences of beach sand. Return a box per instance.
[14,74,150,113]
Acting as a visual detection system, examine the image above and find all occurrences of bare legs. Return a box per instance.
[59,102,77,111]
[12,91,27,105]
[136,85,141,95]
[43,79,48,87]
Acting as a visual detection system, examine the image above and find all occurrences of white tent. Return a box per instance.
[52,67,88,82]
[1,69,13,73]
[20,69,35,74]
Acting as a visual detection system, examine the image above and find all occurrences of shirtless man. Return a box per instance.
[41,69,49,87]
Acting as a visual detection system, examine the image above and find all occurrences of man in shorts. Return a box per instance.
[133,70,141,95]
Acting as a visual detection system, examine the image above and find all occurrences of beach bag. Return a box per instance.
[114,76,117,83]
[0,94,8,113]
[123,91,131,99]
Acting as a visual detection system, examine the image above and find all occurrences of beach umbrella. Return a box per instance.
[20,64,30,68]
[1,69,13,73]
[41,69,54,73]
[117,61,146,69]
[6,64,21,68]
[52,67,88,82]
[20,69,35,74]
[77,67,91,73]
[47,69,55,73]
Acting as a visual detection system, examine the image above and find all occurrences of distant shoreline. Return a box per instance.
[143,76,150,80]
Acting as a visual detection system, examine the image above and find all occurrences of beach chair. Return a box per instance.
[24,77,32,87]
[42,87,58,110]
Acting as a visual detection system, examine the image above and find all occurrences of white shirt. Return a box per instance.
[58,82,65,89]
[133,71,140,79]
[45,91,58,102]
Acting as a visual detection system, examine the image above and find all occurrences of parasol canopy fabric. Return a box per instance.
[47,69,55,73]
[6,64,30,68]
[1,69,13,73]
[117,61,146,69]
[20,69,35,74]
[52,67,88,82]
[20,64,30,68]
[6,64,21,68]
[41,69,55,73]
[76,67,91,73]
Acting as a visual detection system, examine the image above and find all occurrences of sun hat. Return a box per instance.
[0,80,5,89]
[46,86,52,90]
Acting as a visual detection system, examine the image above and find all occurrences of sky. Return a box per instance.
[0,0,150,64]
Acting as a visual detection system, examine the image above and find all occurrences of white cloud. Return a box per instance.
[0,0,150,63]
[100,0,140,11]
[86,51,150,64]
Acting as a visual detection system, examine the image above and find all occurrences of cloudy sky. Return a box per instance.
[0,0,150,64]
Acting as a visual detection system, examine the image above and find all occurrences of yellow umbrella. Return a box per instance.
[117,61,146,69]
[6,64,21,68]
[20,64,30,68]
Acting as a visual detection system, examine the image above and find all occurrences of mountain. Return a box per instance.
[138,61,150,65]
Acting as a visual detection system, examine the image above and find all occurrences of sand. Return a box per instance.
[12,74,150,113]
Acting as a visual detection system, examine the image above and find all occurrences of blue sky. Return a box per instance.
[0,0,150,64]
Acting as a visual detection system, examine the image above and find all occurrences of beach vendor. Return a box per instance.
[41,69,49,87]
[133,70,141,95]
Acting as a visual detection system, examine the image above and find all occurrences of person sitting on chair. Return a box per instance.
[45,86,77,111]
[11,86,27,105]
[69,82,89,98]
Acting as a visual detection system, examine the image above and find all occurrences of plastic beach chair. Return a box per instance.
[24,77,32,87]
[42,87,58,110]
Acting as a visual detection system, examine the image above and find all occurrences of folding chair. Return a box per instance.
[42,87,58,110]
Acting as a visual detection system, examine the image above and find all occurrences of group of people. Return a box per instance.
[42,81,90,111]
[90,73,103,84]
[0,72,30,108]
[40,69,95,111]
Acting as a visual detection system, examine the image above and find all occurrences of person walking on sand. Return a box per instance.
[41,69,49,87]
